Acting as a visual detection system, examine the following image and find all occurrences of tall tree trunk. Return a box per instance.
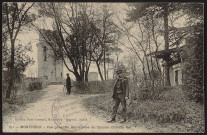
[144,53,151,79]
[84,55,90,82]
[54,59,56,81]
[148,32,155,87]
[78,60,83,81]
[151,14,162,74]
[82,55,85,81]
[84,59,90,82]
[75,71,82,81]
[103,48,106,80]
[141,57,147,85]
[6,39,15,99]
[142,64,147,86]
[163,4,171,86]
[96,61,104,81]
[70,59,82,81]
[85,71,88,82]
[155,58,161,73]
[107,58,109,80]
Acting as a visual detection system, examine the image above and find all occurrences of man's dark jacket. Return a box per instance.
[66,77,71,88]
[112,77,129,99]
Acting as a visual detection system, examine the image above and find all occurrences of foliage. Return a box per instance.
[35,3,95,81]
[130,81,175,101]
[124,3,171,86]
[124,2,204,90]
[2,42,34,101]
[84,86,204,132]
[28,82,42,91]
[73,81,89,93]
[73,80,114,94]
[181,24,204,103]
[2,2,35,99]
[35,3,121,81]
[2,2,35,71]
[3,89,46,115]
[182,3,203,24]
[3,43,34,79]
[2,3,36,36]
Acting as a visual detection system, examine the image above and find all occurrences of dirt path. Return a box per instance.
[3,85,152,133]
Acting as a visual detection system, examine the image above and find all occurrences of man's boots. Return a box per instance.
[120,119,126,123]
[107,118,115,123]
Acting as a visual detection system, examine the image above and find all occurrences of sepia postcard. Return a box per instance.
[2,2,204,133]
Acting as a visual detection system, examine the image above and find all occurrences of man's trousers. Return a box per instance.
[66,87,71,94]
[111,94,127,120]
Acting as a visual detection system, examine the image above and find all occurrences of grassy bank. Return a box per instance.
[2,89,47,116]
[83,86,204,133]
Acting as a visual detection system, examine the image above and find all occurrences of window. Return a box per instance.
[61,72,62,77]
[43,46,47,61]
[175,70,178,85]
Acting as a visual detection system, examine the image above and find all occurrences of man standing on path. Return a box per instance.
[107,68,129,123]
[66,73,71,95]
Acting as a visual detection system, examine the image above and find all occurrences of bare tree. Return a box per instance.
[3,2,35,99]
[90,4,120,80]
[34,3,120,81]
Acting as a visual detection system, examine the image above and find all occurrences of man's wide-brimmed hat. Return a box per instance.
[116,65,130,76]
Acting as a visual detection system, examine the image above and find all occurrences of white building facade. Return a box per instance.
[36,32,113,83]
[169,63,182,86]
[36,39,63,83]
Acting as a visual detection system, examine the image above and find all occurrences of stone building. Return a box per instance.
[88,72,98,81]
[149,46,184,86]
[169,63,182,86]
[147,26,196,86]
[36,32,63,83]
[36,31,106,82]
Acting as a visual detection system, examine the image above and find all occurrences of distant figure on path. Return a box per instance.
[66,73,71,95]
[107,68,129,123]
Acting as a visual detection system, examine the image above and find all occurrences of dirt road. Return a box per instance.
[3,85,151,133]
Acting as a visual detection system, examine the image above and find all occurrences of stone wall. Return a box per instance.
[22,77,49,91]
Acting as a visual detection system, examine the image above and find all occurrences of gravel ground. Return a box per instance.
[3,85,204,133]
[3,85,153,133]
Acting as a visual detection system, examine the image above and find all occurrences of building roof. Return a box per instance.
[147,46,185,59]
[148,25,193,59]
[147,46,185,67]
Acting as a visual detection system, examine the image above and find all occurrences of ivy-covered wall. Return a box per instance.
[181,25,204,103]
